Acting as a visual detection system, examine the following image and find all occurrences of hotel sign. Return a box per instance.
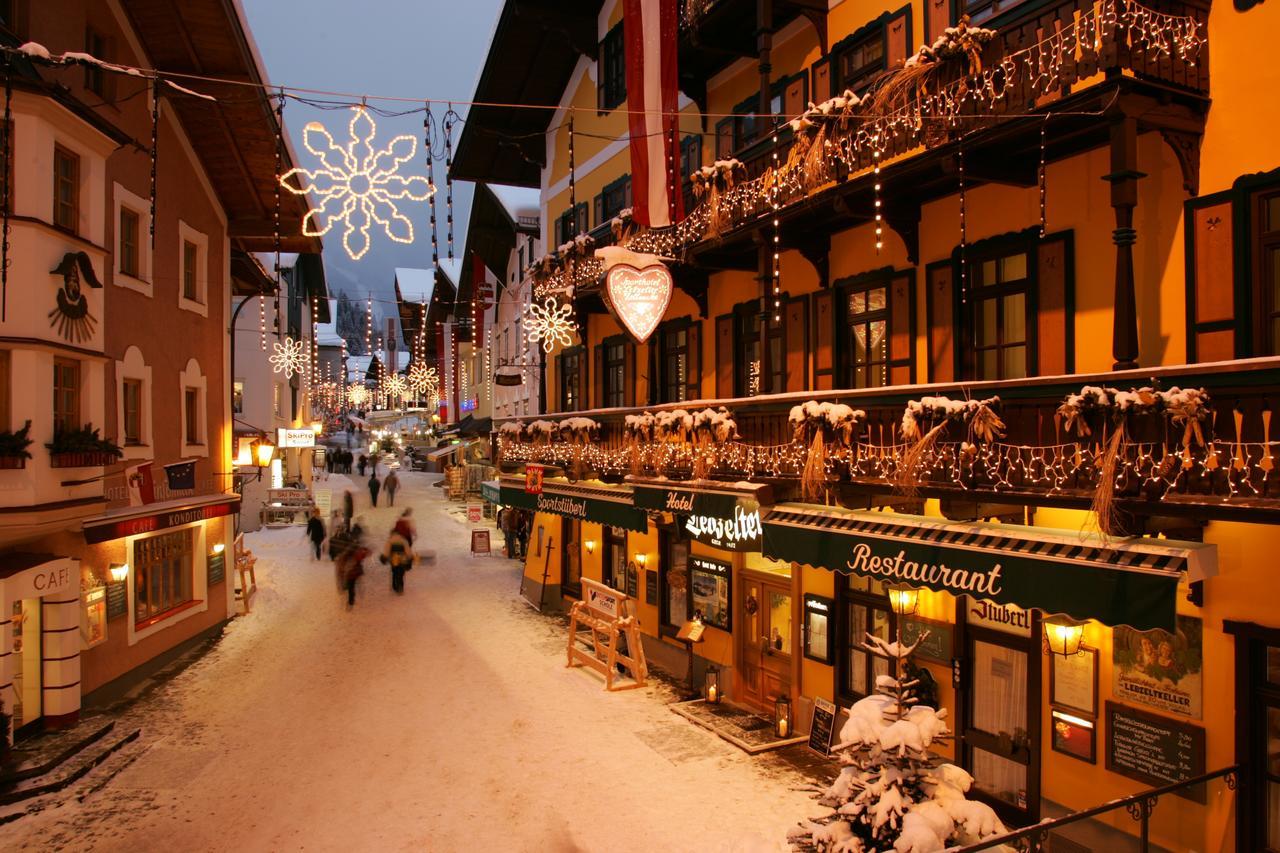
[684,504,763,552]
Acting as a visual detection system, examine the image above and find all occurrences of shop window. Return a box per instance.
[123,379,143,444]
[968,249,1031,380]
[53,358,80,434]
[600,336,626,408]
[834,29,886,95]
[598,22,626,112]
[558,346,583,411]
[53,145,79,233]
[660,534,690,634]
[119,208,140,277]
[84,28,108,98]
[562,517,581,599]
[844,279,890,388]
[840,575,894,703]
[689,556,731,631]
[134,528,194,623]
[604,526,627,592]
[804,594,834,663]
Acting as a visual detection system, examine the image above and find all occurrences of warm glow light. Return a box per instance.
[584,540,596,555]
[212,543,225,555]
[310,421,323,434]
[254,439,277,467]
[109,563,129,583]
[280,106,435,261]
[270,337,308,378]
[634,553,647,568]
[234,441,254,466]
[523,297,576,354]
[602,263,673,345]
[1044,618,1086,657]
[887,584,919,616]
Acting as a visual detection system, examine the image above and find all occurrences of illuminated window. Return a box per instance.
[970,251,1030,380]
[134,529,193,623]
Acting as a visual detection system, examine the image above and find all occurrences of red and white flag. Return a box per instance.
[624,0,683,229]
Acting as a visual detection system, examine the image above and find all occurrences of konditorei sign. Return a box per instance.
[84,496,240,544]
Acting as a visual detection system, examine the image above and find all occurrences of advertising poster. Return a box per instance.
[1112,614,1203,719]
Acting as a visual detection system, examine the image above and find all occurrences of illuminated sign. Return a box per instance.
[83,499,239,544]
[277,428,317,448]
[603,263,673,345]
[684,504,763,551]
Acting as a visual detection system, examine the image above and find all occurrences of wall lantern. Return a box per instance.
[774,694,793,738]
[253,438,277,467]
[584,539,596,556]
[635,552,648,569]
[310,420,323,434]
[704,666,721,704]
[212,543,225,555]
[108,562,129,583]
[887,584,919,617]
[1043,617,1086,657]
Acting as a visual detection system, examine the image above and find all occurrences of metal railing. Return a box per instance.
[949,765,1238,852]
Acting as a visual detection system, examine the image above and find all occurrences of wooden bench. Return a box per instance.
[233,533,258,614]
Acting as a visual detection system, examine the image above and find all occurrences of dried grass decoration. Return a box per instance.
[496,421,523,464]
[654,409,694,476]
[896,395,1004,496]
[692,159,742,239]
[787,91,861,192]
[559,417,600,481]
[623,412,655,477]
[691,407,739,480]
[868,17,997,119]
[528,419,556,449]
[789,401,866,503]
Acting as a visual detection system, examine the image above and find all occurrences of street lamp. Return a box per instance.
[253,438,277,467]
[584,539,596,556]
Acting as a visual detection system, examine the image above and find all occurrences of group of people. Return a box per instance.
[325,449,356,475]
[307,505,419,607]
[496,506,533,560]
[368,469,399,506]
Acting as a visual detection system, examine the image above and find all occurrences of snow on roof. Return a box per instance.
[318,331,346,347]
[437,257,463,286]
[487,184,540,224]
[395,268,435,304]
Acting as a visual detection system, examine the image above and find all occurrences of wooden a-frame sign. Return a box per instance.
[566,578,648,690]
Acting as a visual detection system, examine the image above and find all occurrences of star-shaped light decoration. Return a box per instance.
[523,297,577,353]
[383,373,408,402]
[408,362,438,395]
[347,384,370,407]
[280,106,435,261]
[270,336,309,378]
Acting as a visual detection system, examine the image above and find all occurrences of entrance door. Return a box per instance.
[962,625,1041,825]
[11,599,41,730]
[739,574,793,711]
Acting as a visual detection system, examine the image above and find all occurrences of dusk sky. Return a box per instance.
[241,0,505,328]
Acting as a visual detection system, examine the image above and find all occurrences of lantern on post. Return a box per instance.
[252,437,277,467]
[887,584,919,617]
[704,666,721,704]
[1043,617,1086,657]
[774,694,793,738]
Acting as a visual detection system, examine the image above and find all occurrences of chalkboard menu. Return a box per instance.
[626,565,638,599]
[208,552,226,586]
[106,581,128,620]
[645,570,658,605]
[1105,701,1206,802]
[901,617,953,664]
[808,697,838,757]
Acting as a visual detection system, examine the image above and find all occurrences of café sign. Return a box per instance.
[7,557,78,600]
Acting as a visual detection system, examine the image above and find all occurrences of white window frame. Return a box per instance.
[113,182,152,295]
[179,357,207,458]
[115,345,153,460]
[176,220,208,316]
[124,521,209,646]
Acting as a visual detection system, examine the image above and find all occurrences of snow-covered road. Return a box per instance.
[6,471,813,852]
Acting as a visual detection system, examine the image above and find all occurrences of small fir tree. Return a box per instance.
[789,632,1012,853]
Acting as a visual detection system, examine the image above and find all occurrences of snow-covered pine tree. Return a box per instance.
[788,632,1013,853]
[335,291,366,355]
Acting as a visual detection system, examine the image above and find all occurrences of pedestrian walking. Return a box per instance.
[337,522,368,608]
[344,450,353,474]
[358,454,368,477]
[383,469,400,506]
[394,507,417,545]
[499,507,514,558]
[368,471,381,506]
[381,524,414,594]
[305,508,326,560]
[342,490,354,526]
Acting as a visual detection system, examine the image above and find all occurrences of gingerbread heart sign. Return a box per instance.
[603,262,673,345]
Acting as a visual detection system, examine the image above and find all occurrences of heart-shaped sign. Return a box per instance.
[603,262,673,345]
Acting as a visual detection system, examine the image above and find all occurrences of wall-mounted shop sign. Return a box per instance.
[277,428,316,448]
[8,557,77,599]
[83,496,240,544]
[1105,701,1206,801]
[684,504,763,552]
[603,262,673,345]
[967,600,1034,638]
[1112,615,1203,719]
[499,479,647,532]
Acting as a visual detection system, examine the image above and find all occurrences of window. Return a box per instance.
[689,557,731,631]
[964,0,1031,25]
[184,387,201,444]
[562,518,581,598]
[660,534,690,633]
[559,347,583,411]
[555,203,589,246]
[595,175,632,226]
[601,336,626,408]
[731,94,763,152]
[971,250,1030,380]
[182,240,199,302]
[841,575,894,702]
[1252,187,1280,355]
[834,30,886,95]
[53,358,80,434]
[119,208,140,277]
[735,303,762,397]
[604,526,628,592]
[134,529,194,623]
[658,323,690,404]
[84,29,108,98]
[844,281,890,388]
[123,379,143,444]
[680,135,702,212]
[53,146,79,233]
[233,380,244,415]
[598,23,626,111]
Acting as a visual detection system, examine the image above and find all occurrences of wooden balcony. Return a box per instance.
[496,358,1280,530]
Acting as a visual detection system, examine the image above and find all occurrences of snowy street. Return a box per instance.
[5,471,814,852]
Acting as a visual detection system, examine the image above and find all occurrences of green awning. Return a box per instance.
[631,482,770,517]
[499,477,648,532]
[480,480,501,503]
[762,505,1217,631]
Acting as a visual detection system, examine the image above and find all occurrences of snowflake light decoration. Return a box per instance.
[408,362,438,395]
[383,373,408,402]
[270,336,309,378]
[347,384,370,407]
[523,297,577,353]
[280,106,435,261]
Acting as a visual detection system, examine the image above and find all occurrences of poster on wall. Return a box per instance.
[1112,614,1203,719]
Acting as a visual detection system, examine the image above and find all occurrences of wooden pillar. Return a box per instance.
[1103,114,1145,370]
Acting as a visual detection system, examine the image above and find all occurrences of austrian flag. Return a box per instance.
[624,0,683,228]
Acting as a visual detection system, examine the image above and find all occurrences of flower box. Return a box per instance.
[0,455,25,469]
[50,451,117,468]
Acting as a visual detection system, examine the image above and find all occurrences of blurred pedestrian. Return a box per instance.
[383,469,400,506]
[305,507,326,560]
[336,522,368,608]
[394,507,416,545]
[342,490,354,526]
[368,471,381,507]
[381,523,414,594]
[358,454,368,477]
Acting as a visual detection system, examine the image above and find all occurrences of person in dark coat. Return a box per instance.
[342,490,354,526]
[358,454,368,477]
[381,525,414,594]
[383,470,400,506]
[337,523,368,608]
[305,508,326,560]
[368,472,381,507]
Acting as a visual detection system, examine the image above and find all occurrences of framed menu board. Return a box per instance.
[1105,701,1206,802]
[1051,646,1098,717]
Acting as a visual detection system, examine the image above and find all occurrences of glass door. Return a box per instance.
[963,626,1040,825]
[12,599,41,730]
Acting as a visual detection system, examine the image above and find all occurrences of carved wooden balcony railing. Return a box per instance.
[496,359,1280,528]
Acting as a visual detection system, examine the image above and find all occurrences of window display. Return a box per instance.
[689,556,731,631]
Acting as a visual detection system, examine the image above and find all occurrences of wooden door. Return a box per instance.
[739,574,794,712]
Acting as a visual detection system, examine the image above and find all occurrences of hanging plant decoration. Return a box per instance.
[523,297,576,353]
[269,336,309,378]
[48,252,102,344]
[790,402,866,502]
[280,106,435,261]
